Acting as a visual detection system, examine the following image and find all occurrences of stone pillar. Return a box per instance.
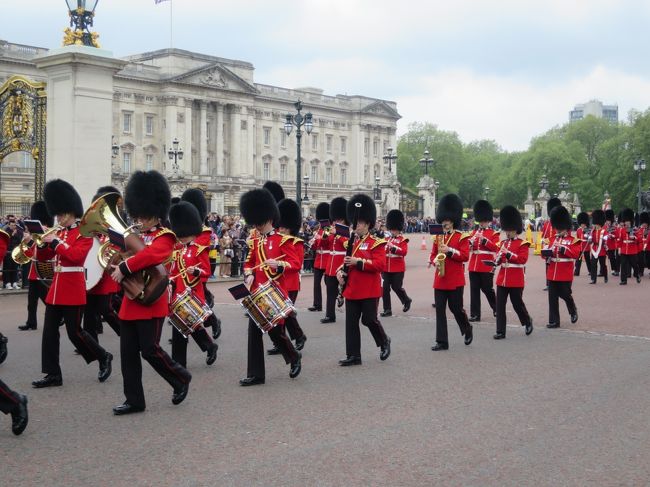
[417,175,438,219]
[229,105,241,177]
[215,103,224,176]
[199,100,208,176]
[183,98,193,176]
[34,46,127,207]
[245,105,255,177]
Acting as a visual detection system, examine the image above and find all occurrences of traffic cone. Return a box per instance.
[420,235,427,250]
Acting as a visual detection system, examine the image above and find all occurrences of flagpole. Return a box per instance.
[169,0,173,77]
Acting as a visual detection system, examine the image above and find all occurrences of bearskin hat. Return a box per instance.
[591,209,606,226]
[169,201,202,238]
[315,202,330,221]
[43,179,84,218]
[181,188,208,222]
[640,212,650,226]
[620,208,635,224]
[436,194,463,229]
[547,197,561,214]
[577,212,590,226]
[92,185,121,203]
[473,200,493,222]
[171,197,181,205]
[347,193,377,229]
[499,205,523,234]
[240,188,279,226]
[124,170,171,221]
[386,209,405,231]
[30,200,53,227]
[330,197,348,223]
[550,205,571,231]
[605,209,615,223]
[278,198,302,236]
[263,181,285,203]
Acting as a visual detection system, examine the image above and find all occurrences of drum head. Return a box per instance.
[85,237,104,291]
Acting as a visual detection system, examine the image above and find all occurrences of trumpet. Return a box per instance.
[433,234,446,277]
[32,225,63,247]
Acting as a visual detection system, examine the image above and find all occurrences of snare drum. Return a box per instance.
[33,260,55,288]
[241,280,296,333]
[168,288,213,338]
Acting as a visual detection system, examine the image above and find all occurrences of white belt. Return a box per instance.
[316,250,326,254]
[623,240,635,244]
[471,250,495,255]
[387,254,402,258]
[502,263,525,268]
[549,258,573,263]
[330,251,346,256]
[55,266,85,273]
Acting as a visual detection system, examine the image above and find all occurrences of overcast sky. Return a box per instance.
[4,0,650,151]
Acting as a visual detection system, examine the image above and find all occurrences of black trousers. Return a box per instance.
[469,271,496,319]
[496,286,531,335]
[434,287,471,344]
[21,263,30,287]
[247,319,298,379]
[619,254,640,283]
[574,251,591,276]
[645,251,650,270]
[26,279,47,328]
[381,272,410,312]
[171,325,214,368]
[589,255,608,282]
[607,250,619,273]
[42,304,107,376]
[345,298,387,358]
[202,284,221,330]
[548,281,577,325]
[324,275,339,320]
[2,254,18,285]
[285,290,305,341]
[120,318,191,410]
[0,378,21,414]
[83,294,121,342]
[312,267,325,308]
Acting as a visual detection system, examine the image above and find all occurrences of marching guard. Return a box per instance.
[544,206,580,328]
[308,202,330,312]
[467,199,498,321]
[337,194,391,366]
[111,171,191,415]
[380,209,412,317]
[541,197,561,290]
[239,188,302,386]
[588,209,608,284]
[574,212,591,277]
[493,206,533,339]
[429,194,473,351]
[322,197,348,323]
[640,212,650,277]
[604,209,620,276]
[616,208,642,285]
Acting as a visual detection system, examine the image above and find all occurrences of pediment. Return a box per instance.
[169,63,257,94]
[360,100,401,120]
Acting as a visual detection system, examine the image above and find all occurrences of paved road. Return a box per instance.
[2,236,650,486]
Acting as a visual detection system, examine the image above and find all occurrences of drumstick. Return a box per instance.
[248,254,286,272]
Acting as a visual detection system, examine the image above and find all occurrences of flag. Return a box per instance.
[154,0,170,4]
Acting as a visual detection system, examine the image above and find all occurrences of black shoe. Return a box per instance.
[289,353,302,378]
[468,316,480,322]
[338,356,362,366]
[212,318,222,340]
[431,303,436,308]
[604,275,608,283]
[168,338,173,344]
[464,325,473,346]
[637,276,641,283]
[403,298,412,313]
[32,374,63,388]
[206,344,218,365]
[267,346,281,355]
[320,317,336,324]
[239,376,265,386]
[113,402,145,416]
[380,310,392,317]
[525,318,534,336]
[619,281,627,285]
[570,311,578,324]
[431,342,449,351]
[543,287,548,291]
[10,395,28,435]
[18,324,36,331]
[493,332,506,340]
[0,335,7,365]
[380,337,391,361]
[612,271,619,276]
[172,378,191,405]
[493,309,497,318]
[308,306,322,312]
[589,279,596,284]
[546,323,560,329]
[295,335,307,351]
[98,352,113,383]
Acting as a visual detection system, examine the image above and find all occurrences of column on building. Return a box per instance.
[215,102,224,176]
[183,98,193,175]
[199,99,208,176]
[350,117,362,185]
[229,104,241,177]
[246,105,255,177]
[163,96,178,176]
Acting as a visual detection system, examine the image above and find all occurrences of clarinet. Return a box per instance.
[336,202,362,307]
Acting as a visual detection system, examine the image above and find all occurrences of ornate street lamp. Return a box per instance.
[558,176,569,193]
[383,146,397,174]
[167,137,184,173]
[539,174,549,192]
[302,175,310,203]
[284,100,313,205]
[634,158,646,213]
[111,136,119,158]
[374,176,381,201]
[419,149,434,176]
[64,1,100,48]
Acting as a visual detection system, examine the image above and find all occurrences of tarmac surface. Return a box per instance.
[1,235,650,486]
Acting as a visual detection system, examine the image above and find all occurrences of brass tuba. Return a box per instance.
[434,234,446,277]
[11,241,31,265]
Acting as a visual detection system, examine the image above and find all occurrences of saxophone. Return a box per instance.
[434,234,447,277]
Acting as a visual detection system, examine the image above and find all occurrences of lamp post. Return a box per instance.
[558,176,569,193]
[383,146,397,174]
[419,149,435,176]
[284,100,313,205]
[64,1,100,48]
[374,176,381,201]
[167,137,184,174]
[634,158,646,213]
[302,175,310,203]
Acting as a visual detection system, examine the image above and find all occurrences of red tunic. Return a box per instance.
[544,234,581,282]
[576,227,589,253]
[342,233,386,300]
[495,238,530,288]
[46,224,93,306]
[310,228,329,270]
[385,234,408,273]
[325,233,348,277]
[279,235,304,293]
[170,241,210,303]
[0,229,8,262]
[604,222,618,250]
[429,230,470,290]
[243,230,300,297]
[119,227,175,320]
[468,227,500,273]
[588,227,607,258]
[541,220,556,244]
[616,227,640,255]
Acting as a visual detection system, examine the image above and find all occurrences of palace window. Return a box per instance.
[373,139,379,157]
[311,165,318,182]
[280,163,287,181]
[145,115,154,136]
[263,160,270,180]
[146,154,153,171]
[312,133,318,151]
[340,168,347,185]
[340,137,347,155]
[326,134,333,153]
[123,112,132,134]
[280,130,287,148]
[123,152,131,173]
[364,138,369,156]
[263,127,271,146]
[325,166,332,184]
